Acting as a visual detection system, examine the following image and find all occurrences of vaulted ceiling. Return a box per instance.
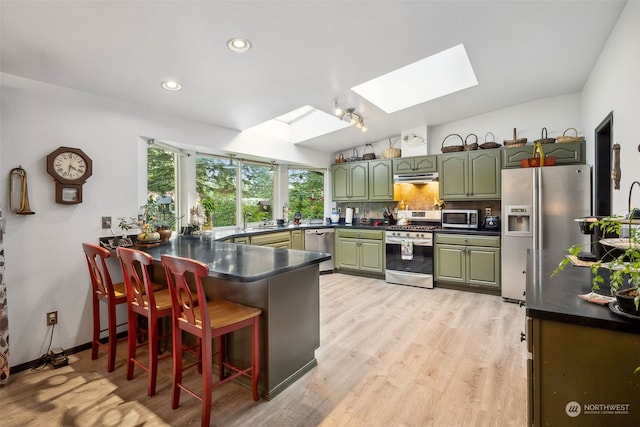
[0,1,626,154]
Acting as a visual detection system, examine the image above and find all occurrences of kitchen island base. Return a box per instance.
[151,263,320,400]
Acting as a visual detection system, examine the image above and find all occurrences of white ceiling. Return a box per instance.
[0,1,626,155]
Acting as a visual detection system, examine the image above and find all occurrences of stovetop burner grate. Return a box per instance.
[387,224,440,232]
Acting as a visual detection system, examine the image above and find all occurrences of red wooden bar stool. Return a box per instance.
[117,247,172,396]
[82,243,128,372]
[161,254,261,427]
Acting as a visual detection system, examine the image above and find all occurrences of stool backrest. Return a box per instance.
[161,254,210,335]
[82,243,116,298]
[116,247,155,309]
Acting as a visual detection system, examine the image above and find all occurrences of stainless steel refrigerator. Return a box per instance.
[501,165,591,302]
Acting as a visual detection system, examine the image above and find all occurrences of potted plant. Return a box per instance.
[553,215,640,315]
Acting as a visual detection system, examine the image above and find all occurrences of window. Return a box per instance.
[195,156,238,227]
[242,162,274,223]
[288,168,324,220]
[147,145,178,229]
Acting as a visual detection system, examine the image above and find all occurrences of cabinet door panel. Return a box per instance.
[413,155,437,173]
[467,247,500,288]
[435,244,465,283]
[349,163,369,200]
[337,238,359,269]
[439,153,468,199]
[360,240,384,273]
[393,158,415,174]
[332,163,350,200]
[369,159,393,201]
[468,151,501,199]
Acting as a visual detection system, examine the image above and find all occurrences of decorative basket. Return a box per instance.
[441,134,465,153]
[556,127,585,143]
[382,138,401,158]
[504,128,527,148]
[534,127,555,144]
[463,133,479,151]
[362,143,376,160]
[479,132,501,149]
[520,142,556,168]
[335,153,346,163]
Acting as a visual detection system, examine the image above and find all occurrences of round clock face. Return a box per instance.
[53,151,88,180]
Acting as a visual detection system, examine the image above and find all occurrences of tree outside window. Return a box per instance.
[147,146,177,228]
[289,169,324,220]
[242,163,274,223]
[195,156,238,227]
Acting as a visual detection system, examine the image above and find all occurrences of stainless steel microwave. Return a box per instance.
[441,209,479,229]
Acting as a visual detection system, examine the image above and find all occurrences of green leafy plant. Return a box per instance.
[552,215,640,309]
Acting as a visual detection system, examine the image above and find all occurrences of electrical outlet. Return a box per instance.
[47,311,58,326]
[102,216,112,229]
[485,207,492,216]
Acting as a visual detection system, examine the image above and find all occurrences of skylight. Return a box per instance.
[351,44,478,113]
[245,105,350,144]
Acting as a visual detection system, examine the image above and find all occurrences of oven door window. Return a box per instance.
[386,243,433,275]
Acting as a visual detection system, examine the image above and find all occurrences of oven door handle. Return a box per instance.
[386,238,432,246]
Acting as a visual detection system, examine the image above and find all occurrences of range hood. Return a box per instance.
[393,172,439,184]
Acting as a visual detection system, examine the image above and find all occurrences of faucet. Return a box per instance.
[243,212,251,230]
[628,181,640,218]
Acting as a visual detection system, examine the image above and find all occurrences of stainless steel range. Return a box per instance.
[385,210,441,289]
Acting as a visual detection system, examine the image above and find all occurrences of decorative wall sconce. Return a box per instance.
[334,101,367,132]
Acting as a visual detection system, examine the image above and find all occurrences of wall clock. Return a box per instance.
[46,146,93,204]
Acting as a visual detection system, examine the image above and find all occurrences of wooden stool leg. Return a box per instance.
[91,294,100,360]
[218,336,225,381]
[126,311,137,380]
[200,337,213,427]
[107,299,117,372]
[147,316,160,396]
[251,316,260,401]
[172,326,183,409]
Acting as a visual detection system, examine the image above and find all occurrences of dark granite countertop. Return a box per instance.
[139,235,331,282]
[525,250,640,334]
[434,228,501,236]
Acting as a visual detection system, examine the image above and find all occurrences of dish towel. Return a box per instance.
[401,239,413,260]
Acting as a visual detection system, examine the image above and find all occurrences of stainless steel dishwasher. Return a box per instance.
[304,228,334,273]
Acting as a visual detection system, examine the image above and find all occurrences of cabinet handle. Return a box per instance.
[519,300,526,308]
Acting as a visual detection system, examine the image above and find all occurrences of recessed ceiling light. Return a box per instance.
[227,37,251,53]
[161,80,182,91]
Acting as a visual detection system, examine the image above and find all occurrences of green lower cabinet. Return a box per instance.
[435,233,501,293]
[335,229,384,276]
[250,231,291,248]
[291,230,304,250]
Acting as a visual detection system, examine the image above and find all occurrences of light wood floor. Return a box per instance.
[0,274,527,426]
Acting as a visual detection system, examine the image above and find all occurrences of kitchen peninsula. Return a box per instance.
[525,250,640,426]
[140,235,331,400]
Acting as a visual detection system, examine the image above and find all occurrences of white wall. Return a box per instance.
[0,73,329,366]
[582,0,640,216]
[427,93,582,154]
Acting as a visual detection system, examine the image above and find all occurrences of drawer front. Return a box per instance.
[435,233,500,247]
[336,228,384,240]
[250,231,291,246]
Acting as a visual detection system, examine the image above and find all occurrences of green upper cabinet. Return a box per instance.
[392,155,438,174]
[332,162,369,201]
[368,159,394,201]
[502,141,585,168]
[438,150,501,200]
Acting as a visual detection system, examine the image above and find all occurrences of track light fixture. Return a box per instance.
[334,101,367,132]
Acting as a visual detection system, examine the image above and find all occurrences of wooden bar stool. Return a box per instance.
[81,243,127,372]
[117,247,172,396]
[161,254,261,427]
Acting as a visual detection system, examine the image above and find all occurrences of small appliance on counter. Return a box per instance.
[441,209,479,229]
[483,215,501,230]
